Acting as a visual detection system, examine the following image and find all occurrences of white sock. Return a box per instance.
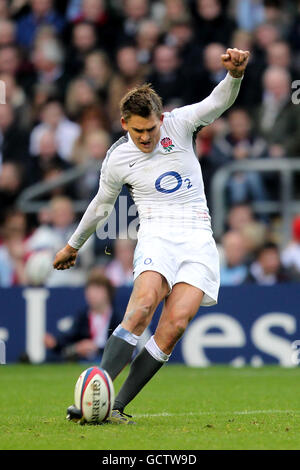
[145,336,171,363]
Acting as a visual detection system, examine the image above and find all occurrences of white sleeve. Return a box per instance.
[171,73,243,134]
[68,158,122,249]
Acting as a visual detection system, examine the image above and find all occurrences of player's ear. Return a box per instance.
[160,114,164,124]
[121,117,128,131]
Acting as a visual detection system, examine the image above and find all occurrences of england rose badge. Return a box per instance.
[160,137,175,152]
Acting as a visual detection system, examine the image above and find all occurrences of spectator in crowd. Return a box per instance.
[73,129,111,199]
[281,215,300,279]
[108,45,145,134]
[231,29,264,108]
[30,36,70,100]
[0,72,32,131]
[66,0,84,21]
[29,99,80,161]
[146,44,188,108]
[0,19,16,46]
[16,0,65,49]
[231,29,254,64]
[263,0,290,36]
[71,128,110,166]
[118,0,150,45]
[71,0,121,55]
[34,23,58,45]
[76,103,110,139]
[219,230,249,286]
[83,50,113,104]
[245,241,294,284]
[0,162,25,220]
[0,0,10,20]
[44,271,122,361]
[212,107,269,205]
[105,238,136,287]
[0,45,21,77]
[28,129,71,185]
[194,120,227,208]
[164,18,203,75]
[252,22,281,67]
[226,203,256,231]
[254,66,300,158]
[265,40,297,81]
[28,82,58,125]
[70,107,109,167]
[226,203,268,257]
[288,0,300,55]
[26,195,94,286]
[0,210,28,287]
[193,0,237,47]
[65,76,101,120]
[232,0,265,32]
[0,102,29,165]
[64,21,99,78]
[158,0,191,30]
[193,42,227,101]
[135,19,161,68]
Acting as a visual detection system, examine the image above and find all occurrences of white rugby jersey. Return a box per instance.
[69,73,242,249]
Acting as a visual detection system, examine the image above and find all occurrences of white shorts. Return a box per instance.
[133,230,220,307]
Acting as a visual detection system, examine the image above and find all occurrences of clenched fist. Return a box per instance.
[221,48,250,78]
[53,244,78,270]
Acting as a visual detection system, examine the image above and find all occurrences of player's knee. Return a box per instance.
[163,318,187,351]
[136,291,158,316]
[173,319,188,339]
[170,312,192,342]
[125,291,158,332]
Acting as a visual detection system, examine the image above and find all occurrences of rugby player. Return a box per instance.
[54,48,249,424]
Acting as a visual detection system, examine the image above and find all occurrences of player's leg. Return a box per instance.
[67,271,168,424]
[67,271,169,424]
[153,283,204,354]
[112,283,204,414]
[100,271,169,380]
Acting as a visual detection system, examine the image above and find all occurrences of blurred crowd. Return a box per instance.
[1,0,300,289]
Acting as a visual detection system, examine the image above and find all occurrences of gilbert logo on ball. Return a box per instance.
[161,137,174,152]
[74,366,114,423]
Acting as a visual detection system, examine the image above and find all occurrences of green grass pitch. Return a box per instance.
[0,364,299,450]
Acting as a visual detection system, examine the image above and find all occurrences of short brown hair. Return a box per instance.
[120,83,163,121]
[86,269,115,303]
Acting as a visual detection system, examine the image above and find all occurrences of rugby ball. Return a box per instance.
[74,366,114,424]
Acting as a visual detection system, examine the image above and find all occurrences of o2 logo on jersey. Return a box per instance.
[155,171,192,194]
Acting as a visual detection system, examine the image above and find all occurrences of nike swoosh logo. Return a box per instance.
[129,161,137,167]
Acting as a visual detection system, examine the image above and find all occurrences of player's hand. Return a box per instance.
[53,244,78,270]
[221,48,250,78]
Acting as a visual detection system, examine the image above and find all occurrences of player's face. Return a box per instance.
[121,112,164,153]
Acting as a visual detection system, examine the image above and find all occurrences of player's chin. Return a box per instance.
[138,142,154,153]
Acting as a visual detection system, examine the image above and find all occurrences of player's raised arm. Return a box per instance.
[53,160,122,270]
[173,48,250,132]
